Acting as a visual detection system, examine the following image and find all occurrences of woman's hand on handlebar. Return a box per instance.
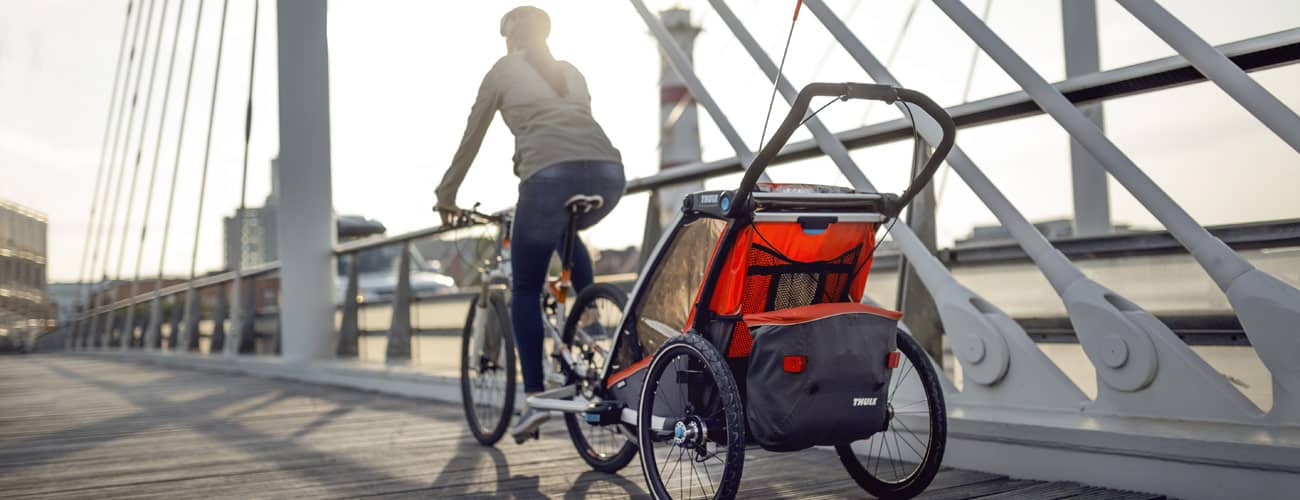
[436,205,461,228]
[438,202,502,228]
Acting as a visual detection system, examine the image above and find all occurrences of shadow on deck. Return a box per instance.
[0,356,1163,499]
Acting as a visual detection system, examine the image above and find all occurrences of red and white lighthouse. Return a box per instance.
[655,7,703,227]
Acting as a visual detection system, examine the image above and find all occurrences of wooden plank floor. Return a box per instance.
[0,356,1162,499]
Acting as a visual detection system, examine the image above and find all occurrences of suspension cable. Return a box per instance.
[153,0,207,301]
[86,0,147,314]
[227,0,259,354]
[185,0,231,282]
[89,0,153,333]
[757,0,805,152]
[112,0,170,324]
[76,0,135,315]
[129,0,187,308]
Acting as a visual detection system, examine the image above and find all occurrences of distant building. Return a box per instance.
[224,159,282,270]
[955,219,1133,247]
[224,206,277,270]
[46,282,88,323]
[223,158,388,271]
[958,219,1077,246]
[0,199,50,347]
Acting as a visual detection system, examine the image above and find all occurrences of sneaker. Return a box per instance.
[510,406,551,444]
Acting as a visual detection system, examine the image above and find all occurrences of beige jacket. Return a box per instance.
[436,52,622,209]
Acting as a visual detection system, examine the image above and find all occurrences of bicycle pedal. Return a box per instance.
[513,429,540,445]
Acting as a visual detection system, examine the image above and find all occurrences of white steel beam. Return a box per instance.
[276,0,337,362]
[1118,0,1300,153]
[933,0,1300,423]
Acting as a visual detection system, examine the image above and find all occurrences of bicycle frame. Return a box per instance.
[464,208,600,405]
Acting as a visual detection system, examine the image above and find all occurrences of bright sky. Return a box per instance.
[2,0,1298,283]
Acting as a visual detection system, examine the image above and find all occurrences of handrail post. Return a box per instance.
[144,293,162,350]
[227,274,243,356]
[177,287,199,352]
[337,253,360,357]
[104,311,117,349]
[386,243,413,363]
[166,294,182,350]
[132,306,148,349]
[237,275,257,354]
[211,284,229,353]
[86,306,101,350]
[121,302,136,352]
[65,317,76,351]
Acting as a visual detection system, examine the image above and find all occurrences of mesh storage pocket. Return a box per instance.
[744,303,899,452]
[726,244,861,357]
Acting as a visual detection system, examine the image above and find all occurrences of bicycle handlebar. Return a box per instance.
[730,82,956,218]
[438,201,506,229]
[454,209,503,227]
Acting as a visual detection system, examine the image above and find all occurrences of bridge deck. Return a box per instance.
[0,356,1163,499]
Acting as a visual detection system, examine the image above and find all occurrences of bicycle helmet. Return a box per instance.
[500,6,550,40]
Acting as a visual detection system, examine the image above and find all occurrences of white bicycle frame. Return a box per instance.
[466,209,606,414]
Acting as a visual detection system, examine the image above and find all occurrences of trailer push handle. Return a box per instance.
[730,82,956,219]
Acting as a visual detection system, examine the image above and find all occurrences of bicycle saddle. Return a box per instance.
[565,194,604,214]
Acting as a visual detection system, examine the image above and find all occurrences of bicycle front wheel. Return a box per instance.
[460,291,516,446]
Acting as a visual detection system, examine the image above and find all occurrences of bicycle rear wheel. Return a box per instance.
[562,283,638,472]
[460,292,516,446]
[836,329,947,499]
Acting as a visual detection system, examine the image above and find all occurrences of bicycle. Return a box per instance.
[454,200,639,473]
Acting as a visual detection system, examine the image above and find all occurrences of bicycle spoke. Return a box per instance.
[701,455,717,497]
[663,444,683,484]
[891,360,916,400]
[868,434,881,477]
[885,428,899,480]
[893,399,927,410]
[893,417,928,457]
[892,429,910,477]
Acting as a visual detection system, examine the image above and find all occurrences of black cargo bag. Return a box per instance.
[744,302,899,452]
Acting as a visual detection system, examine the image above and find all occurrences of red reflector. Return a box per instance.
[887,351,901,369]
[783,355,807,373]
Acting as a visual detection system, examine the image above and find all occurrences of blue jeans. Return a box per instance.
[512,160,625,393]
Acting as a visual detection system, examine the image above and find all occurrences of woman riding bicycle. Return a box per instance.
[436,6,625,443]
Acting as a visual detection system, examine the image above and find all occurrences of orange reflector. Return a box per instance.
[887,351,901,369]
[783,355,807,374]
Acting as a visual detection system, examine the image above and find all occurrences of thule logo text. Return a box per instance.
[852,397,878,407]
